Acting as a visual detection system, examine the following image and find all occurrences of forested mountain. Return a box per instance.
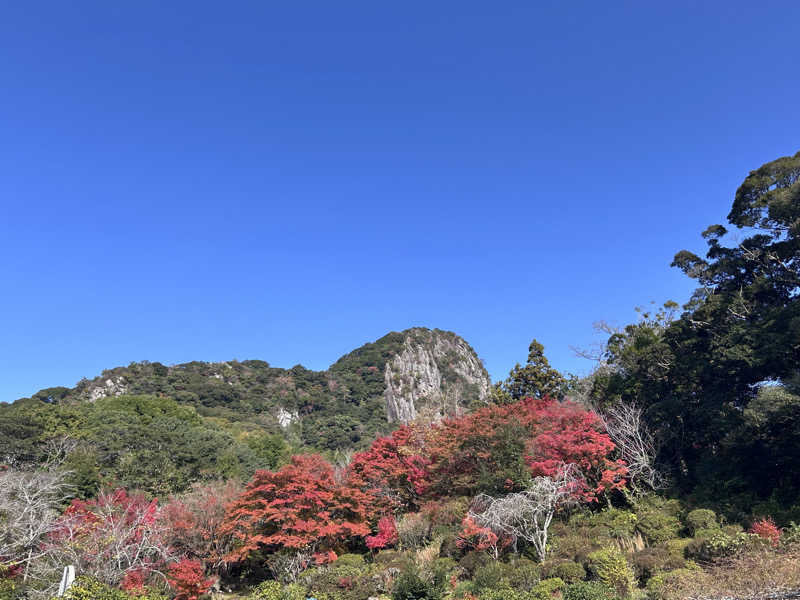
[0,327,490,497]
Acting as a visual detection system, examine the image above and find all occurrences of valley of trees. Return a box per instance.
[1,150,799,600]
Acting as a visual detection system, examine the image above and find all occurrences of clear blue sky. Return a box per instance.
[2,1,799,402]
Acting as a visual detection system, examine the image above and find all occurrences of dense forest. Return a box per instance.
[1,150,799,600]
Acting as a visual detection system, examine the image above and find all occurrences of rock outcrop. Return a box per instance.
[383,328,491,423]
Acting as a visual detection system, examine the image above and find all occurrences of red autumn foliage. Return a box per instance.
[167,558,216,600]
[522,399,627,501]
[162,480,242,572]
[347,425,430,511]
[365,515,399,550]
[120,569,147,592]
[750,517,781,547]
[346,397,626,508]
[456,516,512,559]
[314,550,338,565]
[222,454,372,562]
[425,397,626,501]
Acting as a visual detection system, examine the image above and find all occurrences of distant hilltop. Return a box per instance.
[14,327,491,450]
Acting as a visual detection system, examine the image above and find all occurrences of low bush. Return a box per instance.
[391,559,447,600]
[542,560,585,584]
[505,558,541,591]
[634,497,682,544]
[662,538,691,565]
[781,521,800,547]
[458,551,490,577]
[632,546,672,581]
[563,581,616,600]
[531,577,565,600]
[471,562,508,592]
[0,579,21,600]
[248,581,283,600]
[62,576,167,600]
[587,546,635,599]
[686,529,758,562]
[685,509,717,536]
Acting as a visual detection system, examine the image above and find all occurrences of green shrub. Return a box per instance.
[391,561,446,600]
[587,546,635,599]
[61,576,166,600]
[635,497,682,544]
[283,583,307,600]
[302,557,380,600]
[548,527,601,563]
[248,581,283,600]
[782,521,800,547]
[645,567,700,600]
[543,560,585,583]
[374,550,404,568]
[659,538,691,571]
[632,547,672,582]
[334,554,367,568]
[563,580,616,600]
[685,509,717,535]
[531,577,565,600]
[458,551,490,576]
[249,581,306,600]
[472,561,508,591]
[572,509,637,540]
[686,529,755,561]
[0,579,21,600]
[477,585,528,600]
[506,558,541,591]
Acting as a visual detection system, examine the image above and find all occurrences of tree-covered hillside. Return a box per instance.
[0,327,490,497]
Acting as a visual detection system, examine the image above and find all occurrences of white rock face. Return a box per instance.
[276,407,300,428]
[384,330,491,424]
[87,376,129,402]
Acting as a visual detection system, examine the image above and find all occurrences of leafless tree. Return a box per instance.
[41,436,79,468]
[267,548,313,583]
[600,401,665,496]
[46,489,175,590]
[0,467,73,587]
[469,463,581,562]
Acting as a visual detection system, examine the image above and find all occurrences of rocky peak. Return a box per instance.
[383,328,491,424]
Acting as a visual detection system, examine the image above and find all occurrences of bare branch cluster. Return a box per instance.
[266,548,313,583]
[600,401,665,495]
[48,490,175,589]
[0,467,74,597]
[469,463,581,562]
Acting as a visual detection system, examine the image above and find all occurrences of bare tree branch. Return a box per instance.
[599,402,665,496]
[469,463,581,562]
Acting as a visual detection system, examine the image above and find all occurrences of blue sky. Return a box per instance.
[2,1,799,401]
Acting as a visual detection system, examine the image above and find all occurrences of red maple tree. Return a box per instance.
[167,558,216,600]
[222,454,372,562]
[522,398,628,501]
[456,516,512,560]
[424,397,626,501]
[347,425,430,512]
[749,517,781,547]
[365,515,398,550]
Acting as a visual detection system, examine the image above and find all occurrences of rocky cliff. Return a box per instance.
[383,329,491,423]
